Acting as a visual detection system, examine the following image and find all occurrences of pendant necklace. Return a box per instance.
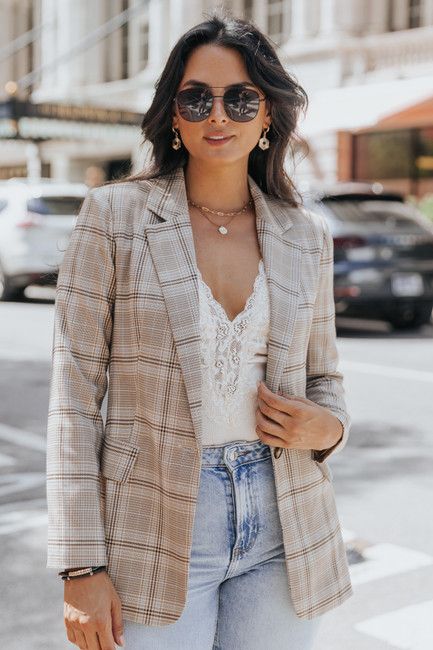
[187,196,253,235]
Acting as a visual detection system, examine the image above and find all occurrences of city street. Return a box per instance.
[1,288,432,650]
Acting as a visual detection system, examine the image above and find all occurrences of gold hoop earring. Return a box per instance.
[172,127,182,150]
[258,126,270,151]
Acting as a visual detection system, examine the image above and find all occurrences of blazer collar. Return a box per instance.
[144,165,295,236]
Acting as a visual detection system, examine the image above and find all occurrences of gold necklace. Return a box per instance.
[187,197,253,235]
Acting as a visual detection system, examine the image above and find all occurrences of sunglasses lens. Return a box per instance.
[224,88,261,122]
[176,89,212,122]
[175,87,262,122]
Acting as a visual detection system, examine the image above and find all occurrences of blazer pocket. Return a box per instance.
[100,437,140,483]
[314,459,334,482]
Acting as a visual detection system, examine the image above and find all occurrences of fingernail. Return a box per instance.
[119,634,125,646]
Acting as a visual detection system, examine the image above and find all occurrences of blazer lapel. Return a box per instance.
[250,179,302,393]
[143,166,302,450]
[143,173,203,450]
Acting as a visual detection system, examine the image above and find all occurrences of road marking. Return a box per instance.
[342,528,357,544]
[0,472,45,498]
[355,599,433,649]
[340,360,433,383]
[0,452,15,467]
[0,509,47,535]
[349,542,433,586]
[0,497,46,512]
[0,423,45,451]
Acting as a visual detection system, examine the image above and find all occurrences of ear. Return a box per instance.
[265,98,272,121]
[172,105,178,129]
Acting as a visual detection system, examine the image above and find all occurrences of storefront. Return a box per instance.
[299,76,433,199]
[338,96,433,198]
[0,98,143,182]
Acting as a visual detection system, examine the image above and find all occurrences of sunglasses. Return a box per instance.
[173,85,266,122]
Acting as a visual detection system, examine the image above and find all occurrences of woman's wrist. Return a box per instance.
[58,566,107,580]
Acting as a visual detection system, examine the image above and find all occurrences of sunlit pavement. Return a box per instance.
[0,287,432,649]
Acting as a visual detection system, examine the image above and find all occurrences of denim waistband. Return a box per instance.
[200,439,272,468]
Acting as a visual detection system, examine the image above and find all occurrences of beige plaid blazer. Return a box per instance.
[46,165,353,625]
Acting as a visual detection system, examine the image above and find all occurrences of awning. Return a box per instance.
[298,74,433,138]
[0,98,142,142]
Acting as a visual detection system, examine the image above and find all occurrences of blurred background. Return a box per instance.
[0,1,432,649]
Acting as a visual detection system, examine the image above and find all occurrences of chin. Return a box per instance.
[192,148,247,166]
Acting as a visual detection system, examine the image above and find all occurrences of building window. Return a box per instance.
[386,0,423,32]
[418,127,433,178]
[244,0,254,20]
[355,130,413,180]
[353,128,432,198]
[267,0,290,45]
[27,3,34,83]
[408,0,422,28]
[139,19,149,69]
[121,0,129,79]
[386,0,394,31]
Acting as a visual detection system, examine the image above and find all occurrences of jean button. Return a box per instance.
[228,449,238,461]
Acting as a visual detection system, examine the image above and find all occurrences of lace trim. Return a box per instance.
[197,259,268,404]
[196,259,264,325]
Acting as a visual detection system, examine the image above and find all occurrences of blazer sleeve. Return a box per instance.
[46,188,115,569]
[306,216,352,463]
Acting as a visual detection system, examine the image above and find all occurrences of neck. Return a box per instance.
[184,158,251,210]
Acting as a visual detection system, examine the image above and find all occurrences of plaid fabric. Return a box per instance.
[46,166,353,624]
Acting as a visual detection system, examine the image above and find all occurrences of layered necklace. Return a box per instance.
[187,196,253,235]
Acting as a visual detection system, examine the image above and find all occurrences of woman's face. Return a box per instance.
[172,44,271,166]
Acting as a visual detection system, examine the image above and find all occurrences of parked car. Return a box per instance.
[305,182,433,330]
[0,178,88,300]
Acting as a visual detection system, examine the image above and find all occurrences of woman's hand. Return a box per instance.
[64,570,124,649]
[255,381,343,452]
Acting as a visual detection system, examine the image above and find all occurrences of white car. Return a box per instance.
[0,178,89,300]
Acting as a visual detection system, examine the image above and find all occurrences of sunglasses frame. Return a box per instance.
[172,84,267,122]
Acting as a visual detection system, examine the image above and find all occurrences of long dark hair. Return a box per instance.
[110,8,309,207]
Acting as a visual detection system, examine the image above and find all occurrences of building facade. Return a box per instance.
[1,0,433,195]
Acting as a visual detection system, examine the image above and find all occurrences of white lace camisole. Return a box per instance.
[197,258,271,446]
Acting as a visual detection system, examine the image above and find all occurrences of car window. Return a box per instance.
[321,199,426,233]
[27,196,85,215]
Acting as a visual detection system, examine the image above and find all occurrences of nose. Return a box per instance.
[208,96,228,124]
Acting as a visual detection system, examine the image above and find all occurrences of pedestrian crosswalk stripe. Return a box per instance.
[0,452,15,467]
[349,542,433,586]
[354,599,433,649]
[0,509,47,535]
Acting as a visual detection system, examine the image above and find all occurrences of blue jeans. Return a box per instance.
[123,439,322,649]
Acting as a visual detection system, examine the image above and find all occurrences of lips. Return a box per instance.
[204,135,234,143]
[205,132,234,138]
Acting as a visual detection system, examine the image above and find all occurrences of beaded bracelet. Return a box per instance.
[58,566,106,580]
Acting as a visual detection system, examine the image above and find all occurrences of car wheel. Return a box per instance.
[0,264,24,301]
[390,303,433,330]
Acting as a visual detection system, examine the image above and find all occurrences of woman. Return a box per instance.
[46,11,353,650]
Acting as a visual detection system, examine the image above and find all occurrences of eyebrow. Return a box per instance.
[180,79,257,90]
